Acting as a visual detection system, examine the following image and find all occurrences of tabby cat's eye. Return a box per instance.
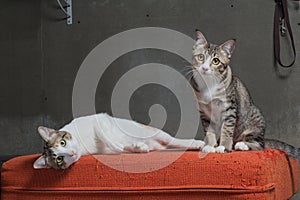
[197,54,205,62]
[56,156,64,164]
[60,139,66,147]
[212,58,220,65]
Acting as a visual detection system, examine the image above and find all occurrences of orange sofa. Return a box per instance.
[1,149,299,200]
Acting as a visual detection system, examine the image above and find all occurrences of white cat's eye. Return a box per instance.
[60,139,66,147]
[196,54,205,62]
[56,156,64,164]
[212,58,220,65]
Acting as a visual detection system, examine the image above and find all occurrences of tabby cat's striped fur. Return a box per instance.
[190,30,299,158]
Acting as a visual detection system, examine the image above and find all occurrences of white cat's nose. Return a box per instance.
[70,151,76,157]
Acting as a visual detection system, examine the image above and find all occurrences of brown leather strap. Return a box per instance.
[274,0,297,68]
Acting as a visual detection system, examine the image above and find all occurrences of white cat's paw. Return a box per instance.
[234,142,249,151]
[133,142,150,153]
[189,140,205,150]
[202,145,216,153]
[215,145,226,153]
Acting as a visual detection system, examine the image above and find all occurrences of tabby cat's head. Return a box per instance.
[192,30,235,80]
[33,127,81,169]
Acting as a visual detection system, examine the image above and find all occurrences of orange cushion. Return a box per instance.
[1,149,299,200]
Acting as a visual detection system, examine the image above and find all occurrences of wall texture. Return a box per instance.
[1,0,300,157]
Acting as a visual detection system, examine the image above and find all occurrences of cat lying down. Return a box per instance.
[33,113,205,169]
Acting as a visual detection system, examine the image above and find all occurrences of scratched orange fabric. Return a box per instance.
[1,149,298,200]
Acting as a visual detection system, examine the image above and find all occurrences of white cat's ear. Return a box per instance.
[195,30,208,46]
[220,39,236,57]
[38,126,56,141]
[33,156,50,169]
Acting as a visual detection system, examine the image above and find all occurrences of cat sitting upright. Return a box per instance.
[189,30,299,159]
[33,113,205,169]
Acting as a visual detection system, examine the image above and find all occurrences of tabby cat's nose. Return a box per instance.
[202,67,209,71]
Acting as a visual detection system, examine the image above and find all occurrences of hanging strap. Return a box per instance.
[274,0,296,68]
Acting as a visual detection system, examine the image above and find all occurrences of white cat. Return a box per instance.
[33,113,205,169]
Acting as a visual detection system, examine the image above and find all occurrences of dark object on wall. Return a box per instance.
[273,0,297,68]
[56,0,72,25]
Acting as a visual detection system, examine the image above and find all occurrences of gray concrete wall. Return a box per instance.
[1,0,300,157]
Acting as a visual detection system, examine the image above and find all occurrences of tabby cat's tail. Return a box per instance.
[265,138,300,160]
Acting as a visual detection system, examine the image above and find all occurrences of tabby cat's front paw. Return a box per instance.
[215,145,226,153]
[202,145,216,153]
[234,142,249,151]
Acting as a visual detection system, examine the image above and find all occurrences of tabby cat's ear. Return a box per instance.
[33,155,50,169]
[38,126,56,141]
[219,39,236,57]
[194,30,208,46]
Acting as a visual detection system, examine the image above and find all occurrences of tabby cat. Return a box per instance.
[190,30,300,158]
[33,113,205,169]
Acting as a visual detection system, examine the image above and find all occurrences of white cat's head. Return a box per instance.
[33,126,81,169]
